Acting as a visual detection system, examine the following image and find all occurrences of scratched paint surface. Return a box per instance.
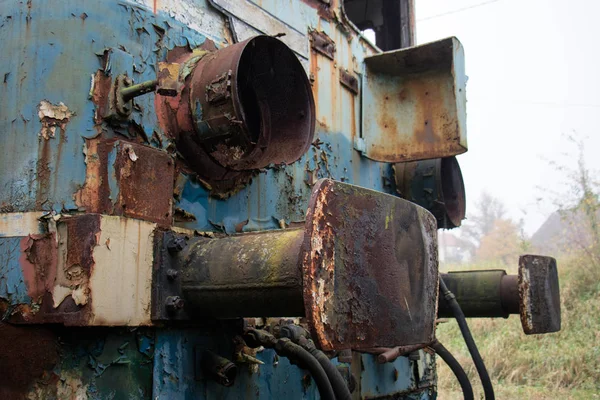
[0,0,436,398]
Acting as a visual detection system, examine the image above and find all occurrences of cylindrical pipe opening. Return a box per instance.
[190,35,315,171]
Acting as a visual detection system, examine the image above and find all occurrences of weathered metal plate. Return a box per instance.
[209,0,309,59]
[4,214,156,326]
[361,37,467,162]
[301,179,438,351]
[112,141,174,226]
[518,255,561,334]
[75,139,174,226]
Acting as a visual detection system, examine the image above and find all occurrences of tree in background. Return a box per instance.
[534,134,600,268]
[456,191,524,265]
[461,191,507,245]
[476,218,521,265]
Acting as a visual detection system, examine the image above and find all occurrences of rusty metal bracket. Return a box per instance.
[151,231,191,322]
[157,62,181,96]
[339,68,359,95]
[361,37,467,162]
[309,30,335,60]
[111,74,134,118]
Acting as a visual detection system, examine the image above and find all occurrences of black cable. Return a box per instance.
[245,330,336,400]
[439,276,495,400]
[430,340,474,400]
[298,337,352,400]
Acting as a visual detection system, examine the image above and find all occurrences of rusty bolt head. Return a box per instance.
[167,235,186,254]
[165,296,185,313]
[166,269,179,280]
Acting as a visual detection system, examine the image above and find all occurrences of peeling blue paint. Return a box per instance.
[0,238,31,305]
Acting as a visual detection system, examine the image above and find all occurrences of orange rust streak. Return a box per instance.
[19,234,58,301]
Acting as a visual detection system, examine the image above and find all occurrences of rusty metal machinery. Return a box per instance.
[439,256,561,334]
[394,156,467,229]
[0,0,561,399]
[154,179,439,351]
[155,36,315,178]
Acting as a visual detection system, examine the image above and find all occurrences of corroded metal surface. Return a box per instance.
[153,229,305,320]
[2,214,155,327]
[1,326,155,399]
[0,0,445,397]
[75,139,174,226]
[310,29,336,60]
[155,35,315,193]
[518,255,561,334]
[112,141,174,226]
[393,156,466,229]
[301,179,439,351]
[438,270,510,318]
[188,36,315,170]
[361,37,467,162]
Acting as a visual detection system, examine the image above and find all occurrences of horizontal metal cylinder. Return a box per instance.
[176,229,305,318]
[438,270,518,318]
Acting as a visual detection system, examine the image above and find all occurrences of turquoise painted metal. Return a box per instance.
[0,0,465,398]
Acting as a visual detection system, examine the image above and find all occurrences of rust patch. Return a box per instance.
[309,29,336,60]
[91,70,112,124]
[301,179,438,350]
[339,68,358,95]
[113,141,174,226]
[19,234,58,302]
[300,0,334,20]
[75,139,174,225]
[36,138,52,209]
[363,38,467,162]
[9,215,100,326]
[74,138,115,214]
[0,323,58,399]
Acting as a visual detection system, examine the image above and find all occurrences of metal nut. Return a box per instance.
[166,269,179,280]
[165,296,185,313]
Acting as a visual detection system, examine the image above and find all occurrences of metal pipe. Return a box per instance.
[437,270,518,318]
[199,350,237,387]
[120,79,158,102]
[176,229,305,318]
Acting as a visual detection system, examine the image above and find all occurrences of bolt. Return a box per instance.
[165,296,185,313]
[167,235,186,254]
[166,269,179,280]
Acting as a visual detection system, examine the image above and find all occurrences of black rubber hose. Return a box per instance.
[275,338,336,400]
[439,276,495,400]
[298,337,352,400]
[430,340,474,400]
[244,330,335,400]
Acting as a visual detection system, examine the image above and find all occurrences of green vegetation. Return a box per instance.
[436,256,600,399]
[436,136,600,398]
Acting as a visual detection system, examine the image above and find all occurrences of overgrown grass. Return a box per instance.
[436,256,600,399]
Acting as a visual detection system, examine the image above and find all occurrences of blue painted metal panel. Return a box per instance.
[153,329,321,399]
[0,0,218,213]
[0,0,437,398]
[0,237,31,305]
